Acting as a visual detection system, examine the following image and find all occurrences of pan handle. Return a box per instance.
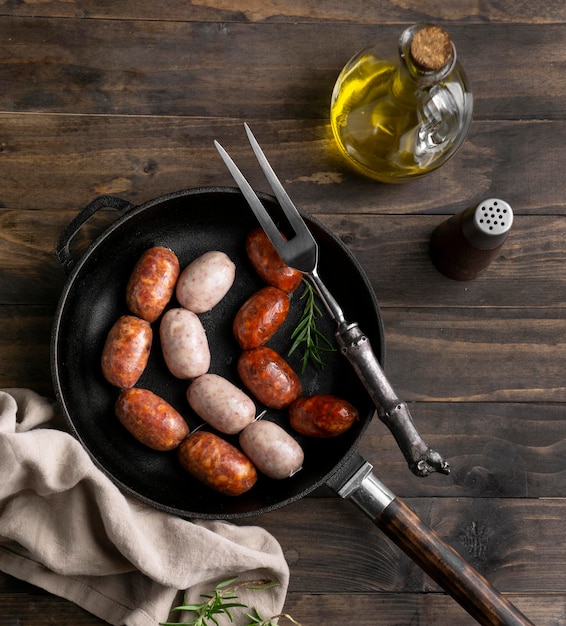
[334,458,535,626]
[56,195,134,274]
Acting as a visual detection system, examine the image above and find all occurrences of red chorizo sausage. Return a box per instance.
[126,246,180,323]
[101,315,152,389]
[115,388,189,451]
[289,394,359,438]
[237,346,302,409]
[245,227,302,293]
[178,431,257,496]
[233,286,290,350]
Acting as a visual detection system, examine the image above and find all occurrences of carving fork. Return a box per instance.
[215,124,449,478]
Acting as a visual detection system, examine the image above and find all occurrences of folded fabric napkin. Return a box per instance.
[0,388,289,626]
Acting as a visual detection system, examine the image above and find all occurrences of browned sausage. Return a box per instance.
[178,431,257,496]
[289,394,359,437]
[233,286,290,350]
[115,388,189,451]
[126,246,180,322]
[237,346,302,409]
[245,227,302,293]
[101,315,152,389]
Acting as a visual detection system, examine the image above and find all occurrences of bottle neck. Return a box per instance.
[398,24,457,87]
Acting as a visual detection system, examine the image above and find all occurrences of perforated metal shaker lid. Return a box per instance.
[461,198,513,250]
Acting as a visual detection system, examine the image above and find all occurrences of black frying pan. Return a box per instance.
[51,187,534,625]
[51,187,384,519]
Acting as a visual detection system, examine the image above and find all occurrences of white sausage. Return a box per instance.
[239,420,304,479]
[160,308,210,379]
[187,373,256,435]
[176,251,236,313]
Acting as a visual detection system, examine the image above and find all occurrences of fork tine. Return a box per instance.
[244,123,317,249]
[214,139,286,250]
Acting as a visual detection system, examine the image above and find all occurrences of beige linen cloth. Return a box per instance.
[0,388,289,626]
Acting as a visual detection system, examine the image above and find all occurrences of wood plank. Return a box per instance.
[0,208,127,304]
[282,591,560,626]
[381,306,566,403]
[2,210,566,309]
[0,19,564,120]
[357,402,566,499]
[0,591,107,624]
[0,588,557,626]
[1,0,565,24]
[0,116,565,214]
[0,306,54,396]
[322,214,566,309]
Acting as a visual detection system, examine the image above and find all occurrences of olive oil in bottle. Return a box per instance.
[330,24,473,183]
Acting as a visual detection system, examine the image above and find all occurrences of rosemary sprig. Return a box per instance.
[159,578,282,626]
[288,279,335,373]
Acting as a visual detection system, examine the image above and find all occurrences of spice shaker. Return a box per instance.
[330,23,473,183]
[429,198,513,280]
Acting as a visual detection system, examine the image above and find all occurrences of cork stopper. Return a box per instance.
[410,26,453,71]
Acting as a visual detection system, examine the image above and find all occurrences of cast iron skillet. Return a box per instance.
[51,186,385,520]
[51,187,535,625]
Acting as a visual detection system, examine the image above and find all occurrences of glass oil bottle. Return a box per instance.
[330,24,473,183]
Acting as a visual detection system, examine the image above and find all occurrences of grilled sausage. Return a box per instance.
[289,394,359,437]
[115,388,189,451]
[187,373,256,435]
[126,246,180,322]
[160,308,210,379]
[233,286,290,350]
[178,431,257,496]
[101,315,152,389]
[239,420,304,479]
[176,250,236,313]
[237,346,302,409]
[245,228,302,293]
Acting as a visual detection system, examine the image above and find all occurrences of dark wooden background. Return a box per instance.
[1,1,566,624]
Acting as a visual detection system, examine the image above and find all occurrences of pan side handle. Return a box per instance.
[56,195,133,274]
[337,461,535,626]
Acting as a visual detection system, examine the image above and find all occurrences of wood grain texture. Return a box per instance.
[2,210,566,308]
[1,0,566,24]
[1,117,565,213]
[0,589,561,626]
[283,592,565,626]
[0,19,564,120]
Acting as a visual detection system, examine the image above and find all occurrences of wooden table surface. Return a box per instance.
[2,2,566,625]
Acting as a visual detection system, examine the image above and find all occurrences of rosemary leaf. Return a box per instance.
[287,279,335,373]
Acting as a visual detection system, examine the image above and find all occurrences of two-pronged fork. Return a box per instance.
[215,124,449,477]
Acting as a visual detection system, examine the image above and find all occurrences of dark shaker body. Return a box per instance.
[430,199,513,281]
